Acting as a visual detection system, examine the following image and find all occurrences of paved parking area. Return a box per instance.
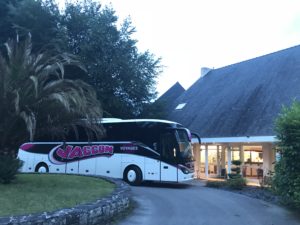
[118,180,300,225]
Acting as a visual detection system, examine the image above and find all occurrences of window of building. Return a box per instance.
[231,147,240,161]
[243,146,263,163]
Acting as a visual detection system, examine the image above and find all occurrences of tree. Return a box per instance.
[62,1,162,118]
[273,101,300,208]
[0,0,162,119]
[138,100,168,119]
[0,0,21,45]
[0,35,104,154]
[4,0,63,52]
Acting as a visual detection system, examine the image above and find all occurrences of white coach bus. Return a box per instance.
[18,119,200,185]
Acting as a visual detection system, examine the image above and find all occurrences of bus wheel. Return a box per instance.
[35,163,49,173]
[124,166,142,186]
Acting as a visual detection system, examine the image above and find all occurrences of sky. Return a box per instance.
[69,0,300,97]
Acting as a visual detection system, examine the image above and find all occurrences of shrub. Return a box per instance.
[231,160,242,166]
[228,160,242,179]
[226,177,247,190]
[206,178,247,190]
[230,167,241,174]
[228,173,241,179]
[206,181,227,188]
[273,101,300,209]
[0,155,23,184]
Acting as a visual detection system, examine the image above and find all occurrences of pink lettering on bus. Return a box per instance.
[20,143,35,151]
[56,145,72,159]
[69,146,83,159]
[54,145,114,161]
[91,145,99,155]
[82,146,92,156]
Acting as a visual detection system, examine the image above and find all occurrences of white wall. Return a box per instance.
[262,143,275,174]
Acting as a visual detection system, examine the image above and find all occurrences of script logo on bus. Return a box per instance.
[50,144,114,164]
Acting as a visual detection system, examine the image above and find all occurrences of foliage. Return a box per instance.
[258,169,274,188]
[0,155,23,184]
[61,1,162,118]
[206,180,227,188]
[0,0,162,118]
[206,178,246,190]
[226,177,247,190]
[273,101,300,208]
[228,160,242,179]
[0,0,22,47]
[0,35,104,153]
[138,100,167,119]
[231,160,241,166]
[4,0,62,52]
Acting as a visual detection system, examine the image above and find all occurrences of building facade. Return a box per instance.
[161,45,300,179]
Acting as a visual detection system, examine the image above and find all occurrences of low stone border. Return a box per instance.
[0,175,131,225]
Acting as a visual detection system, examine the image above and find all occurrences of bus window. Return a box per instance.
[176,129,194,162]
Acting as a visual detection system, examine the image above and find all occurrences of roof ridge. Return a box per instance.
[217,44,300,71]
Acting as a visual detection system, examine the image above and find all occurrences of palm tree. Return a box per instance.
[0,34,104,154]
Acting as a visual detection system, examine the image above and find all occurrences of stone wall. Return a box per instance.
[0,176,131,225]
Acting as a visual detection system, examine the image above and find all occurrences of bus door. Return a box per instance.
[160,132,178,182]
[144,144,160,181]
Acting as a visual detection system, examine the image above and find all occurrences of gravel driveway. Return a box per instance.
[118,180,300,225]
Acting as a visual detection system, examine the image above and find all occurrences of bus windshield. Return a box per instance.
[176,129,194,162]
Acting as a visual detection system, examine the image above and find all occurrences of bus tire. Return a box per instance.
[35,162,49,173]
[124,166,142,186]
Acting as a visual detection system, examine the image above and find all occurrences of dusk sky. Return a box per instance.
[63,0,300,97]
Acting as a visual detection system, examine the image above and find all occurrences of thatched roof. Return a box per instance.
[166,45,300,138]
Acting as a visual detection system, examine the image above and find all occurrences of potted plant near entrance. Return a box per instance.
[227,160,246,189]
[229,160,242,179]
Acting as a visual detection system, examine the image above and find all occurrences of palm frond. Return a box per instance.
[20,110,36,141]
[48,92,71,112]
[0,34,104,150]
[29,76,39,98]
[14,90,20,114]
[4,42,13,62]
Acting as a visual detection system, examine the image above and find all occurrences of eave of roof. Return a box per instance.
[192,135,277,144]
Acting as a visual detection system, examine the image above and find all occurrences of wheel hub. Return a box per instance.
[127,170,137,182]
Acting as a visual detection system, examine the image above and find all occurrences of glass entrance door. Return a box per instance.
[242,146,263,177]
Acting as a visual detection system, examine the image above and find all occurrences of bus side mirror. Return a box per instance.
[191,133,201,144]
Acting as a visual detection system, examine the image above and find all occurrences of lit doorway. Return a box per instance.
[242,146,263,177]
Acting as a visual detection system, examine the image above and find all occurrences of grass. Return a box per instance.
[0,174,115,217]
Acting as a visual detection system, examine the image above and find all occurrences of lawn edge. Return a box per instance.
[0,174,132,225]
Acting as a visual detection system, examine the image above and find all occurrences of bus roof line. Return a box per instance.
[101,118,180,124]
[20,141,134,145]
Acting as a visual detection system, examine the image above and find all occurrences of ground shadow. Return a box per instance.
[139,181,192,189]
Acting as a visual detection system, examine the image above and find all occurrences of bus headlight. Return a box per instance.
[181,168,190,174]
[178,165,191,174]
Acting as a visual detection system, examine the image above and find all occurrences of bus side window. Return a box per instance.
[160,132,177,163]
